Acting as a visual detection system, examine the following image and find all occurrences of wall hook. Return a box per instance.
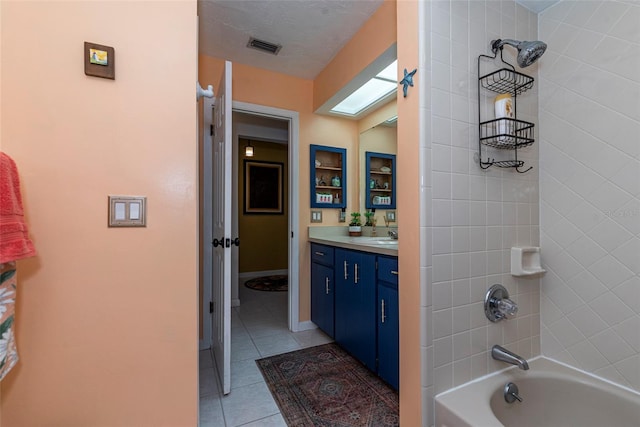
[399,68,417,97]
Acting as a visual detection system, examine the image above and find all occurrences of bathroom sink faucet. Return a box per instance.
[388,230,398,240]
[492,345,529,370]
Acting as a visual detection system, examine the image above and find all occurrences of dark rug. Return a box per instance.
[244,275,288,292]
[256,343,399,426]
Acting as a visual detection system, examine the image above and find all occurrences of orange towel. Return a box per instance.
[0,152,36,263]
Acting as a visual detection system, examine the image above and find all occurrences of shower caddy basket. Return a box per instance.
[477,48,535,173]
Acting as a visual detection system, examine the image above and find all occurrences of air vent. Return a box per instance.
[247,37,282,55]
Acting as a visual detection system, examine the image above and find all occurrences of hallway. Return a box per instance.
[199,277,332,426]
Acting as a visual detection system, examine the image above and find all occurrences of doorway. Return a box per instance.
[201,100,301,355]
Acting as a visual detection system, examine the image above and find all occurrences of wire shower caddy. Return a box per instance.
[477,48,535,173]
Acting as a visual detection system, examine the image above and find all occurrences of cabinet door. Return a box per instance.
[377,282,399,390]
[334,248,376,370]
[311,261,334,338]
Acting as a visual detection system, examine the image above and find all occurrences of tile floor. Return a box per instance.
[199,277,333,426]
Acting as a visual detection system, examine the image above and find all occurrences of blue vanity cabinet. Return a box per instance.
[310,144,347,208]
[334,248,377,370]
[310,244,335,338]
[376,256,399,390]
[365,151,396,210]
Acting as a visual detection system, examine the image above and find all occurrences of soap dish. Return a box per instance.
[511,247,546,277]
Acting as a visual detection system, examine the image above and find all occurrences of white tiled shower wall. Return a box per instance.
[420,1,541,424]
[538,0,640,392]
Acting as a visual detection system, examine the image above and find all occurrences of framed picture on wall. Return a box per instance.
[244,160,284,214]
[84,42,115,80]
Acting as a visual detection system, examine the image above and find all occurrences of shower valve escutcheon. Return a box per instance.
[484,284,518,322]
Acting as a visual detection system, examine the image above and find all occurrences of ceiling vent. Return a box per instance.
[247,37,282,55]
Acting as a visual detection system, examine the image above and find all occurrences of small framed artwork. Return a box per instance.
[84,42,115,80]
[244,160,284,214]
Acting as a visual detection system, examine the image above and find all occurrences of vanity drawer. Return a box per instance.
[377,256,398,287]
[311,243,334,266]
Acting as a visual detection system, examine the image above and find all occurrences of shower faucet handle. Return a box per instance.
[484,284,518,322]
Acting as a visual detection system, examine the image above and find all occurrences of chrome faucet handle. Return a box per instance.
[484,284,518,322]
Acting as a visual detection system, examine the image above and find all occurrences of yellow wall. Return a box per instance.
[1,1,198,425]
[238,139,288,273]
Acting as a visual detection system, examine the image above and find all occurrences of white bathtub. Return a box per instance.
[435,358,640,427]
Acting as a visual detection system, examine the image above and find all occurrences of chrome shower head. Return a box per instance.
[491,39,547,67]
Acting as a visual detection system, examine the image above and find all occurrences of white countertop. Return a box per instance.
[308,226,398,256]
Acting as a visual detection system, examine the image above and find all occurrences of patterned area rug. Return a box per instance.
[244,275,288,292]
[257,343,399,426]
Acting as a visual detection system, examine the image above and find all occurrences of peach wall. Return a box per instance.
[1,1,198,425]
[199,55,359,322]
[313,0,397,111]
[396,0,421,425]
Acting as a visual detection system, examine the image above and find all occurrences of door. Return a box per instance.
[212,61,232,395]
[334,248,376,369]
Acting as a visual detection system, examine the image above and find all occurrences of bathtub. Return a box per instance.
[435,357,640,427]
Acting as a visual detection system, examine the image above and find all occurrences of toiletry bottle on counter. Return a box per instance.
[494,93,513,143]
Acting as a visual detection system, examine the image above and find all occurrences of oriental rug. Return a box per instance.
[244,275,288,292]
[256,343,399,426]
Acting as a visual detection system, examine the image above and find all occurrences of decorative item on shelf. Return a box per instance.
[380,166,391,173]
[348,212,362,236]
[331,175,341,187]
[370,178,375,189]
[316,193,333,204]
[315,159,321,167]
[373,195,392,205]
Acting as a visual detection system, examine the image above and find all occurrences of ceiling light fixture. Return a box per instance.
[245,141,254,157]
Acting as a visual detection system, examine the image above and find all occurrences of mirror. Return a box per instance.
[358,100,397,222]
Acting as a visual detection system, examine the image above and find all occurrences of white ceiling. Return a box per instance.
[198,0,558,81]
[199,0,384,80]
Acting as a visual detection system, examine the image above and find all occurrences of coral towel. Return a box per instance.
[0,152,36,264]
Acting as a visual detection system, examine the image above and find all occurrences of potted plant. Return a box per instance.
[348,212,362,236]
[364,211,375,226]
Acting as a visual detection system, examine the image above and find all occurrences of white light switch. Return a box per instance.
[114,202,126,220]
[129,202,140,220]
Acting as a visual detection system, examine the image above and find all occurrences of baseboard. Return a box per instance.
[231,298,240,307]
[239,269,288,279]
[296,320,318,332]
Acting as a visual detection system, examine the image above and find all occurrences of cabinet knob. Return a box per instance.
[354,263,359,284]
[343,260,348,280]
[381,299,386,323]
[391,270,399,276]
[325,277,330,295]
[314,251,325,257]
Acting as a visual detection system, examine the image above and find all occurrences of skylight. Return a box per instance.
[331,60,397,116]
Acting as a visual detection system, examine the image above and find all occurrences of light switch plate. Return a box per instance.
[311,210,322,223]
[339,210,346,222]
[385,210,396,222]
[109,196,146,227]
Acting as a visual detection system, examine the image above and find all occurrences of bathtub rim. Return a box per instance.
[435,356,640,427]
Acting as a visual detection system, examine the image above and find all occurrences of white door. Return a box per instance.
[212,60,232,395]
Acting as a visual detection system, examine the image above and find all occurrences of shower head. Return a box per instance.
[491,39,547,67]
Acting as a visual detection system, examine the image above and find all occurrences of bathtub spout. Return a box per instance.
[492,345,529,370]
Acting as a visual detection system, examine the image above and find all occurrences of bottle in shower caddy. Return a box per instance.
[494,93,514,144]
